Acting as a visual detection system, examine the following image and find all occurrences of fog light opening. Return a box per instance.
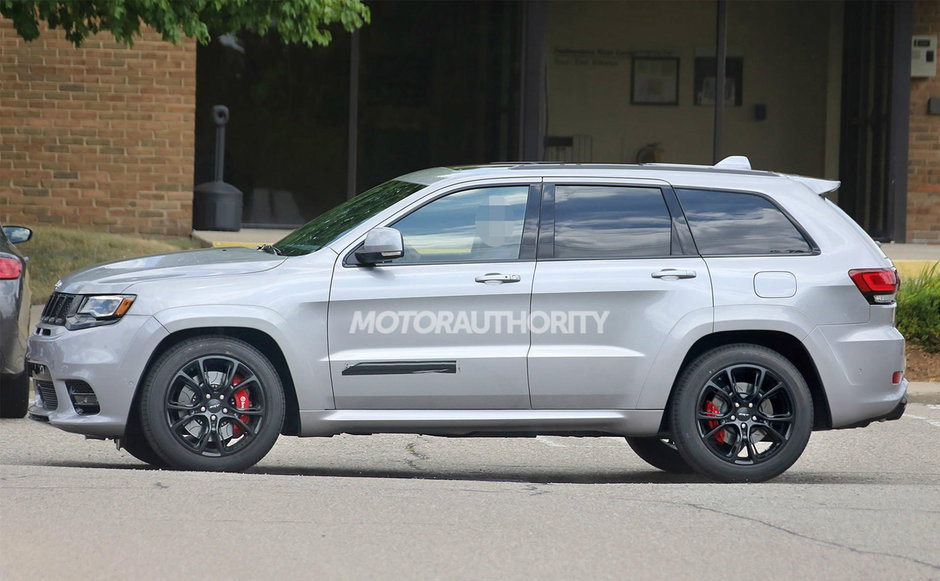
[66,381,100,415]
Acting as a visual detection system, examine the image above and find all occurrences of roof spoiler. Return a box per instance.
[713,156,840,195]
[787,175,840,196]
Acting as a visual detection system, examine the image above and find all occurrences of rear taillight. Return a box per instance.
[849,268,899,304]
[0,257,23,280]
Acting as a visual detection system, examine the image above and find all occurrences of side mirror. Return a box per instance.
[355,227,404,265]
[3,226,32,245]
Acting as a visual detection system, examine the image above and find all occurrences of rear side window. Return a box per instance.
[676,188,812,255]
[553,185,672,258]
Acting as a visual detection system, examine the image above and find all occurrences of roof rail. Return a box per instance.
[714,155,751,170]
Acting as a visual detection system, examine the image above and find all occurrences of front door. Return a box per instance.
[328,182,540,409]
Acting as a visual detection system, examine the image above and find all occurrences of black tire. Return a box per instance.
[625,437,695,474]
[0,370,30,419]
[671,344,813,483]
[121,431,168,467]
[140,336,285,471]
[120,411,168,467]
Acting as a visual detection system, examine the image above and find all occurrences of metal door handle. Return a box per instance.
[475,273,521,284]
[651,269,697,279]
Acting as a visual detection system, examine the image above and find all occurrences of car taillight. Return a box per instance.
[0,257,23,280]
[849,268,899,305]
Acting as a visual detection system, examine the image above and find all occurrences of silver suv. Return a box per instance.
[27,157,907,482]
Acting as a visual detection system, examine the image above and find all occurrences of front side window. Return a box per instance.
[273,180,424,256]
[552,185,672,258]
[391,186,529,263]
[676,188,812,255]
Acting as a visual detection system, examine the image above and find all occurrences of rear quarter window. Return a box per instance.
[676,188,813,255]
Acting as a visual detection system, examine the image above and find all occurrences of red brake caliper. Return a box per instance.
[231,374,251,437]
[704,400,726,444]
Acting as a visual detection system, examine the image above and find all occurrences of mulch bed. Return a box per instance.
[906,344,940,382]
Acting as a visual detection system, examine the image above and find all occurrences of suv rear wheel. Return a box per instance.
[140,336,285,471]
[671,344,813,482]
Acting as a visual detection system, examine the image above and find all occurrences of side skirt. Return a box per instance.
[297,409,664,438]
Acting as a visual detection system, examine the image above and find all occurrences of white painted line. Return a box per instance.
[905,414,940,428]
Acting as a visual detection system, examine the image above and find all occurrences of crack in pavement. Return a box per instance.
[686,502,940,571]
[404,441,431,471]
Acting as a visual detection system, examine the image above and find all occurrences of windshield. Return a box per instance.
[272,180,424,256]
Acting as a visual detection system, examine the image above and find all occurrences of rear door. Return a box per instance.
[527,178,713,409]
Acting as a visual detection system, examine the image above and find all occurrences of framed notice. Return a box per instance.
[631,57,679,105]
[694,56,743,106]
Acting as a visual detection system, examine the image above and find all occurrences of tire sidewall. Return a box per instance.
[0,370,30,418]
[625,436,695,474]
[671,344,813,482]
[140,336,285,471]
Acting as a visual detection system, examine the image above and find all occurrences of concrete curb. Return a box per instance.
[908,381,940,404]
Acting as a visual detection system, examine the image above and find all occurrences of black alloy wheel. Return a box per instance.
[671,344,813,482]
[140,336,284,471]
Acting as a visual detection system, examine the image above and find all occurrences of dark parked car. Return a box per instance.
[1,221,33,418]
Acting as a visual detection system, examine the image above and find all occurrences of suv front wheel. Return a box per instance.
[671,344,813,482]
[140,336,285,471]
[625,437,695,474]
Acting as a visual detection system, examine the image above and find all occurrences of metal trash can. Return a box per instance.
[192,181,243,231]
[192,105,243,231]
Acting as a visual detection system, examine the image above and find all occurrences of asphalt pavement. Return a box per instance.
[12,240,939,579]
[1,405,939,580]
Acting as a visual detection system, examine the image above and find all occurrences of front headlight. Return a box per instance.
[66,295,136,330]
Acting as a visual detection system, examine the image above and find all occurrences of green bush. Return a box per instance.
[897,263,940,353]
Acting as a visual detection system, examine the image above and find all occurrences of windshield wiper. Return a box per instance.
[258,244,281,255]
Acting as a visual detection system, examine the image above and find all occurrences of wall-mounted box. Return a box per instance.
[929,97,940,116]
[912,35,936,77]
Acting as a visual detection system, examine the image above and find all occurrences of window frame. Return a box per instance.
[673,187,820,258]
[343,180,543,268]
[538,180,697,261]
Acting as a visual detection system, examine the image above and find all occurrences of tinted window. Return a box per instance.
[392,186,529,263]
[553,186,672,258]
[676,189,812,255]
[274,180,423,256]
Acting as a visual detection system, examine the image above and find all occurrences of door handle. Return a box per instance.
[651,269,697,279]
[475,273,521,284]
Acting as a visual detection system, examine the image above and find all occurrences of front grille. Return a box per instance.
[40,292,77,326]
[34,380,58,410]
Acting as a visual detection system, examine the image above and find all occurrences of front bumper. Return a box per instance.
[26,314,169,438]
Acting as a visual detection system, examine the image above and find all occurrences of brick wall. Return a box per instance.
[910,1,940,244]
[0,20,196,236]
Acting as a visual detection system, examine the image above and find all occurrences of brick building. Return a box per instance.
[910,0,940,243]
[0,20,195,236]
[1,1,938,243]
